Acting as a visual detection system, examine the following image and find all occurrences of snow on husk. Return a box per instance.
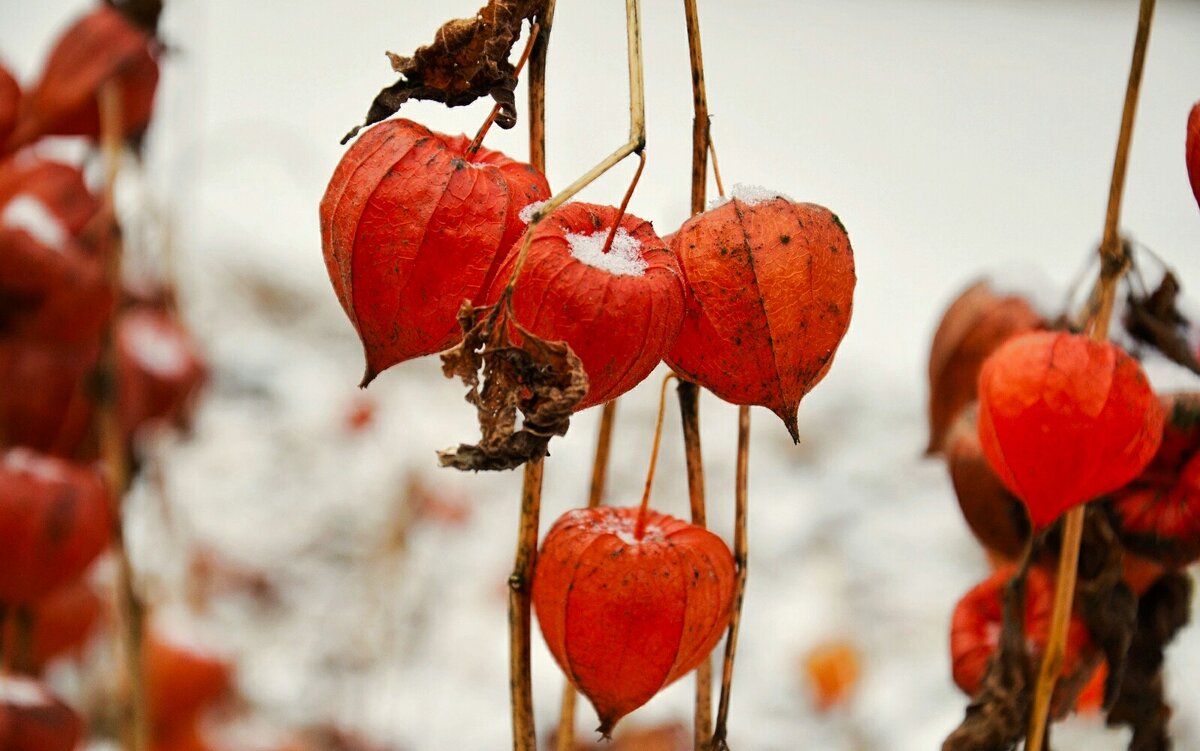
[5,1,1200,750]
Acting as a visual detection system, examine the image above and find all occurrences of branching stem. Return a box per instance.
[634,374,676,540]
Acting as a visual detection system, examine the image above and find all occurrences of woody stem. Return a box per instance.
[468,22,541,155]
[97,80,150,751]
[1026,1,1155,749]
[681,0,717,744]
[528,0,555,173]
[600,150,647,254]
[554,399,618,751]
[711,406,750,750]
[509,459,544,751]
[635,374,676,540]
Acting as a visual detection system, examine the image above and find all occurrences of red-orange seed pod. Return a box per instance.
[117,308,208,438]
[26,578,105,671]
[0,676,84,751]
[950,567,1091,698]
[1187,101,1199,210]
[926,280,1043,454]
[482,202,685,411]
[8,6,158,149]
[0,448,110,604]
[0,64,19,151]
[1107,393,1200,567]
[145,630,233,736]
[0,157,100,236]
[0,338,99,457]
[666,192,855,441]
[319,119,549,384]
[976,331,1163,528]
[533,506,734,736]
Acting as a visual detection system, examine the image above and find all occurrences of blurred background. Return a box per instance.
[2,0,1200,749]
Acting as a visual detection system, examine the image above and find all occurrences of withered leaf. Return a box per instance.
[1075,507,1137,711]
[1106,572,1192,751]
[341,0,548,144]
[943,572,1033,751]
[1124,271,1200,376]
[104,0,164,36]
[438,299,587,472]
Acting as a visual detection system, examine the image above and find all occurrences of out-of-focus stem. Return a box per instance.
[1026,2,1155,749]
[711,406,750,750]
[510,458,544,751]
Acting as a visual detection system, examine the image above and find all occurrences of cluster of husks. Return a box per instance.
[929,272,1199,749]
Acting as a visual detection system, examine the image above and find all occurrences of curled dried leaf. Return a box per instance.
[943,572,1033,751]
[1073,508,1137,711]
[438,299,587,471]
[1105,572,1192,751]
[1123,271,1200,376]
[342,0,548,144]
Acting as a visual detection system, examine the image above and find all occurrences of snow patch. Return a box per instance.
[518,200,548,224]
[707,183,794,210]
[566,228,646,277]
[2,448,67,484]
[126,317,191,377]
[0,676,51,707]
[1,194,68,252]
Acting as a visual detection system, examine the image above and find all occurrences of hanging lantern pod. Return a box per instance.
[666,188,856,441]
[533,506,734,736]
[976,331,1163,528]
[482,202,686,411]
[319,117,550,384]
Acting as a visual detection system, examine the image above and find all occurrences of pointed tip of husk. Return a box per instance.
[595,719,616,740]
[773,407,800,444]
[359,361,378,389]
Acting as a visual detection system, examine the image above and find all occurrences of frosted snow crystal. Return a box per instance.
[0,676,51,707]
[567,227,647,277]
[518,200,548,224]
[127,318,190,377]
[707,183,794,211]
[2,448,67,484]
[1,194,68,252]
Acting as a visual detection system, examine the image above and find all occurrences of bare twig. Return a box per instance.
[600,150,647,254]
[712,406,750,750]
[468,22,541,155]
[510,458,544,751]
[98,80,150,751]
[634,374,676,539]
[528,0,555,173]
[681,0,716,744]
[555,399,617,751]
[1026,2,1156,749]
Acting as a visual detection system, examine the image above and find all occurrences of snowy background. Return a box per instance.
[4,0,1200,749]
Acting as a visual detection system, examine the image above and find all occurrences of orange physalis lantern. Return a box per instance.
[1187,101,1199,210]
[482,202,686,410]
[0,448,110,604]
[950,567,1091,698]
[666,189,855,440]
[0,676,84,751]
[319,118,549,384]
[9,6,158,148]
[976,331,1163,528]
[533,506,734,736]
[926,280,1042,454]
[0,64,19,151]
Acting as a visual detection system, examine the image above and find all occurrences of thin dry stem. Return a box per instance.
[712,406,750,750]
[98,80,150,751]
[634,374,676,539]
[468,22,541,155]
[708,137,726,200]
[510,458,544,751]
[503,0,646,294]
[682,1,716,742]
[1026,2,1156,748]
[600,150,647,254]
[527,0,555,173]
[555,399,618,751]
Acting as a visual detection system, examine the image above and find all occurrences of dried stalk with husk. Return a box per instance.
[1025,1,1156,749]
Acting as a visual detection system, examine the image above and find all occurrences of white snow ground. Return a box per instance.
[4,1,1200,749]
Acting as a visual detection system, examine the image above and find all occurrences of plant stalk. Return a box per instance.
[634,374,676,540]
[528,0,555,174]
[468,22,541,155]
[510,458,544,751]
[97,80,150,751]
[712,406,750,750]
[554,399,618,751]
[1026,1,1155,749]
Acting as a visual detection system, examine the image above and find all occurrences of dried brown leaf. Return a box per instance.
[341,0,548,144]
[438,299,587,471]
[1124,272,1200,376]
[943,573,1033,751]
[1106,572,1192,751]
[1074,508,1137,711]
